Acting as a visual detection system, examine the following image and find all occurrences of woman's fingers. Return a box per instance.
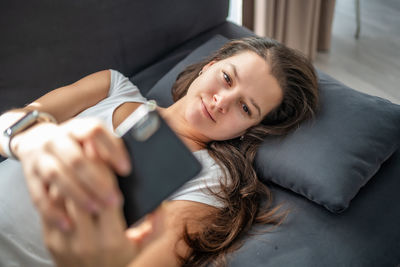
[87,127,131,176]
[97,196,139,265]
[34,150,101,213]
[62,118,131,176]
[64,198,100,267]
[39,126,122,211]
[47,184,71,231]
[27,171,70,231]
[98,196,126,236]
[65,198,96,243]
[54,148,117,210]
[17,117,129,227]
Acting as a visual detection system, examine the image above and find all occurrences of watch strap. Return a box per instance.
[0,129,11,158]
[2,110,57,159]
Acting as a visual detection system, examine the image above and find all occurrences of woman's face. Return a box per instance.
[181,51,283,142]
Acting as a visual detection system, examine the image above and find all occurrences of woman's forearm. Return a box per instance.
[0,69,111,158]
[24,69,111,123]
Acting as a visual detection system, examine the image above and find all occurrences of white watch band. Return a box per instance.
[0,131,13,158]
[0,112,26,159]
[1,136,13,159]
[1,110,57,159]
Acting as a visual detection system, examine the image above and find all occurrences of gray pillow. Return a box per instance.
[146,35,400,213]
[256,71,400,213]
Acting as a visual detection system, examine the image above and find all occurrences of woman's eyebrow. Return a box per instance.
[228,63,239,80]
[229,63,261,117]
[250,98,261,118]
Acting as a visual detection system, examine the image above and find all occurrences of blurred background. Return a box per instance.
[228,0,400,104]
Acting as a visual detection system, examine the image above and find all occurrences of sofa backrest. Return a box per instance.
[0,0,229,112]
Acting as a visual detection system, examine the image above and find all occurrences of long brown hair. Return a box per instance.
[172,37,319,266]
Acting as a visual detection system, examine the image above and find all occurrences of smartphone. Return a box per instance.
[115,102,202,226]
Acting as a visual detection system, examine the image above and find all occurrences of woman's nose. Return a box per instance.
[213,94,229,113]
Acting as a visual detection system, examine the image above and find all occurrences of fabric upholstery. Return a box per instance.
[229,150,400,266]
[257,71,400,213]
[145,34,400,214]
[1,1,400,265]
[0,0,229,113]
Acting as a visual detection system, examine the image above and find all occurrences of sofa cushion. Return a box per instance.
[146,35,400,214]
[256,72,400,213]
[229,151,400,267]
[0,0,229,113]
[131,21,256,96]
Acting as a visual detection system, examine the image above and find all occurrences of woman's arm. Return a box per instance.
[0,70,133,230]
[43,198,215,267]
[127,200,216,267]
[0,70,111,157]
[25,69,111,123]
[42,184,138,267]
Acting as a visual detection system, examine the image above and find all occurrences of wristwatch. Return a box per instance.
[1,110,57,159]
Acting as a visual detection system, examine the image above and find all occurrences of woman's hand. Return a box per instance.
[12,118,131,230]
[42,185,143,267]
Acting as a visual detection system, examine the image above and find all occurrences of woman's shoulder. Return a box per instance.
[193,149,227,177]
[108,69,146,100]
[193,149,216,167]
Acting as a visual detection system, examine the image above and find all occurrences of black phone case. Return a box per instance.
[117,110,202,226]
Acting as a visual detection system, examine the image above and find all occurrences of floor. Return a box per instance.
[314,0,400,104]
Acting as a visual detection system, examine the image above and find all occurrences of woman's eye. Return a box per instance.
[242,103,250,115]
[223,72,232,86]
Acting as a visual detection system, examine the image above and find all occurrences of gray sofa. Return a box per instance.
[1,1,399,266]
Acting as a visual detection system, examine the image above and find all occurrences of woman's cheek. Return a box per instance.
[185,105,203,127]
[221,120,247,140]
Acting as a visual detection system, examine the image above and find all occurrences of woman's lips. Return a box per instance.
[201,98,216,122]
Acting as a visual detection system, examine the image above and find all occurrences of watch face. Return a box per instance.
[2,110,56,159]
[4,111,38,137]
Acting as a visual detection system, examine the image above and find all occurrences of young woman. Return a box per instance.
[0,37,318,266]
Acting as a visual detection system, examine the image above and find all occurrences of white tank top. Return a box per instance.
[0,69,227,267]
[78,69,226,207]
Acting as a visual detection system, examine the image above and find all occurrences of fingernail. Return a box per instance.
[87,202,100,214]
[119,159,131,175]
[107,193,121,207]
[58,219,70,232]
